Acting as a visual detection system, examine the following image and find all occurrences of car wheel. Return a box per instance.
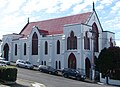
[63,73,68,78]
[30,67,33,70]
[25,66,28,68]
[81,78,85,81]
[55,71,58,75]
[76,76,81,81]
[49,72,52,74]
[16,64,19,67]
[39,69,42,72]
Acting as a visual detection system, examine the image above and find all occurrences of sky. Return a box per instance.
[0,0,120,46]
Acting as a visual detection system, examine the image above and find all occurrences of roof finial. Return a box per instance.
[93,2,95,11]
[28,17,29,23]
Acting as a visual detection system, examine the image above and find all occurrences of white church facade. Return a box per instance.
[1,5,115,78]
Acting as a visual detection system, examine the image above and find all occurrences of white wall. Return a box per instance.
[0,41,2,55]
[102,31,115,49]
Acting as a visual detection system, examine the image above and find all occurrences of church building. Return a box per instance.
[1,3,115,78]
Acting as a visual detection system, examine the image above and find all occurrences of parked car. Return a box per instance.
[0,62,7,66]
[16,59,34,69]
[38,65,58,75]
[0,57,10,65]
[62,68,86,81]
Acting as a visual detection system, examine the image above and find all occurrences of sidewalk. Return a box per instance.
[0,78,32,87]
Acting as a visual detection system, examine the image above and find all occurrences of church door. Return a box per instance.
[68,53,76,69]
[3,43,9,61]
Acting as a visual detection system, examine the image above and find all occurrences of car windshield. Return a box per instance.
[76,70,80,73]
[48,66,54,70]
[26,61,31,64]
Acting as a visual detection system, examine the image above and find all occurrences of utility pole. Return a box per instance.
[89,29,95,81]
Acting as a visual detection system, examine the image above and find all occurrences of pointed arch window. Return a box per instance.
[56,61,58,69]
[84,31,90,50]
[92,23,99,52]
[41,61,43,65]
[24,43,26,55]
[44,61,46,65]
[74,36,77,49]
[59,61,61,69]
[15,44,17,56]
[67,31,77,50]
[32,32,38,55]
[67,37,70,50]
[45,41,48,55]
[57,40,60,54]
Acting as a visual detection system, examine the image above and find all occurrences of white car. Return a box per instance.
[0,62,7,66]
[16,59,34,69]
[0,57,10,65]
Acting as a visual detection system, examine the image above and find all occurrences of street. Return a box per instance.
[15,67,115,87]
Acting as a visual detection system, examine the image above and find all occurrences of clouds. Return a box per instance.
[22,0,59,14]
[0,0,26,14]
[111,1,120,13]
[100,0,114,6]
[0,0,7,8]
[22,0,83,14]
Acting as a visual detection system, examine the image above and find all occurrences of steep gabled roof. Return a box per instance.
[20,12,92,36]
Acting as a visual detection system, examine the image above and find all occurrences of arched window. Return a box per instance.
[32,32,38,55]
[70,31,74,49]
[84,31,90,50]
[92,23,99,52]
[74,36,77,49]
[59,61,61,69]
[67,37,70,50]
[41,61,43,65]
[44,61,46,65]
[24,43,26,55]
[15,44,17,56]
[45,41,48,55]
[56,61,58,69]
[67,31,77,50]
[57,40,60,54]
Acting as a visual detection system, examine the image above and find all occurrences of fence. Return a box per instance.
[100,73,120,86]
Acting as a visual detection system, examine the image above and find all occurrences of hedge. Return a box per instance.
[0,66,17,82]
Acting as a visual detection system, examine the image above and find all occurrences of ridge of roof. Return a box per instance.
[19,22,29,34]
[31,12,92,23]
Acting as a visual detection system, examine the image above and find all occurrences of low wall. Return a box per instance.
[100,73,120,86]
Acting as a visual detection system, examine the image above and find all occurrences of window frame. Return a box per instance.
[32,32,38,55]
[57,40,60,54]
[24,43,26,55]
[15,44,17,56]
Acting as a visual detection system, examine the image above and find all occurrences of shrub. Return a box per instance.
[0,66,17,82]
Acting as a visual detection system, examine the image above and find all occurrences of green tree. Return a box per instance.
[96,47,120,79]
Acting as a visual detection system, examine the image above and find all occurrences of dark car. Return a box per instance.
[38,65,58,75]
[62,68,86,81]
